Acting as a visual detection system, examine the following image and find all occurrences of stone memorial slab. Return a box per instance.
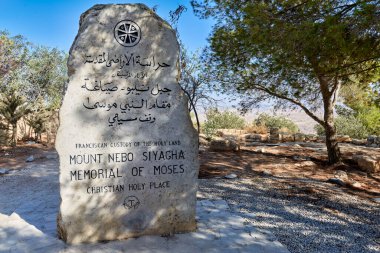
[56,4,199,244]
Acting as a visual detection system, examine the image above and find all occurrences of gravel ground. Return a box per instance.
[1,153,379,253]
[198,177,380,253]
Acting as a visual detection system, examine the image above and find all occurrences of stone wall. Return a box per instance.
[367,136,380,148]
[210,128,378,148]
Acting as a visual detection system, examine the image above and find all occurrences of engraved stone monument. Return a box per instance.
[56,4,199,244]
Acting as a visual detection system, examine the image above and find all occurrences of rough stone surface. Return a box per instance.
[25,155,35,162]
[209,137,239,152]
[352,139,367,146]
[334,170,348,181]
[295,161,316,167]
[294,133,306,142]
[348,181,362,188]
[281,133,294,142]
[198,134,209,146]
[56,4,198,244]
[224,173,238,179]
[336,135,352,143]
[354,155,380,173]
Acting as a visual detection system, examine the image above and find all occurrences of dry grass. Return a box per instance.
[244,124,268,134]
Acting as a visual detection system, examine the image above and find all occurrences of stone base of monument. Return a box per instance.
[0,199,290,253]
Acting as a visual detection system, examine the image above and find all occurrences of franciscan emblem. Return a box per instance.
[114,20,141,47]
[123,196,140,209]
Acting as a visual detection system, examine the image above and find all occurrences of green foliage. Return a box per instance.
[339,84,380,135]
[192,0,380,109]
[314,124,324,136]
[25,97,50,141]
[0,31,29,78]
[254,113,299,134]
[0,92,30,146]
[314,115,369,139]
[27,46,67,109]
[0,119,9,146]
[203,109,246,137]
[357,107,380,135]
[0,31,67,145]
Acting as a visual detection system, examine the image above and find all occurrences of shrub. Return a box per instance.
[314,124,325,136]
[357,106,380,136]
[203,109,246,137]
[244,123,268,134]
[0,121,8,146]
[254,113,299,134]
[314,115,368,139]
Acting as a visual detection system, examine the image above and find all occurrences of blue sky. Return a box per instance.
[0,0,315,129]
[0,0,213,53]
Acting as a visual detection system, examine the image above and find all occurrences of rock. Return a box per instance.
[352,139,366,146]
[269,133,282,143]
[215,130,224,137]
[367,135,376,145]
[26,155,35,162]
[304,134,318,142]
[270,128,280,135]
[199,134,207,140]
[348,181,362,188]
[293,155,311,161]
[293,144,301,147]
[257,148,265,153]
[294,133,306,142]
[373,198,380,203]
[334,170,348,181]
[224,173,238,179]
[0,168,10,175]
[262,170,272,176]
[26,141,36,145]
[281,133,294,142]
[209,138,240,152]
[55,4,198,244]
[199,137,209,146]
[297,161,316,167]
[336,135,352,143]
[353,155,380,173]
[327,178,346,186]
[241,134,269,142]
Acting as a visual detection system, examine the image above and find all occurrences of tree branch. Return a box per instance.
[254,83,324,125]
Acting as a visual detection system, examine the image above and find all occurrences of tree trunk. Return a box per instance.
[323,96,341,164]
[318,75,342,164]
[11,123,17,147]
[324,120,341,164]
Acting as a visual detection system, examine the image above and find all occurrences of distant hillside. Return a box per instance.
[197,108,321,134]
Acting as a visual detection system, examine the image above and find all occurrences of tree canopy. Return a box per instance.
[192,0,380,163]
[0,31,67,145]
